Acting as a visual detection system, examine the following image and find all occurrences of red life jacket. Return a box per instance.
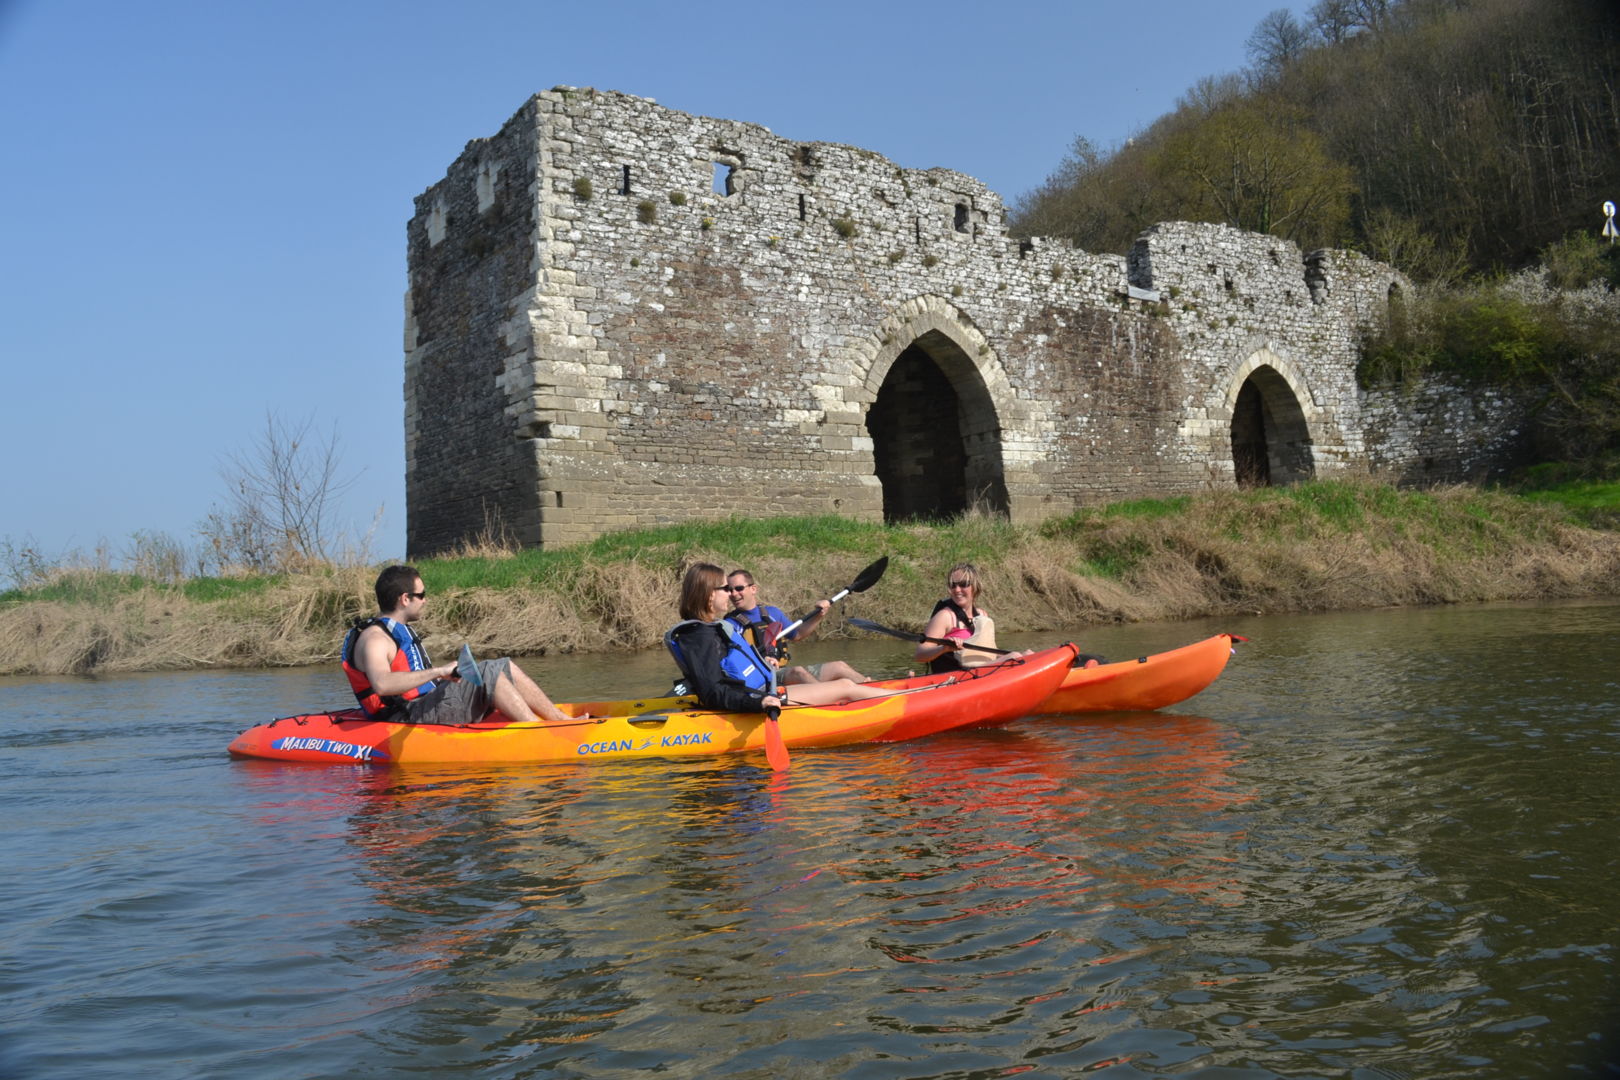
[340,617,436,718]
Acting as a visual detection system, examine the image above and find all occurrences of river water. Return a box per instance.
[2,601,1617,1079]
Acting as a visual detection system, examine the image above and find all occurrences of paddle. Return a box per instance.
[776,556,889,639]
[846,616,1016,656]
[763,638,790,772]
[758,556,887,773]
[762,703,790,771]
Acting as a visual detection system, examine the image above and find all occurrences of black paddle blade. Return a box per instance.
[847,556,888,594]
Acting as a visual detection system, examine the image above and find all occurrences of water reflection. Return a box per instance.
[241,708,1261,1073]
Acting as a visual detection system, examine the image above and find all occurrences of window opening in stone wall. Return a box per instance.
[915,217,922,245]
[712,161,735,196]
[799,193,807,221]
[621,165,632,195]
[427,199,447,246]
[1230,365,1315,488]
[867,334,1008,523]
[476,162,498,213]
[1019,239,1033,259]
[954,203,969,233]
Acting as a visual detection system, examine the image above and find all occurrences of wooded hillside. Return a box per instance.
[1013,0,1620,279]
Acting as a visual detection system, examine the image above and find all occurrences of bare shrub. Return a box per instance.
[1,535,59,591]
[197,412,367,574]
[125,530,188,585]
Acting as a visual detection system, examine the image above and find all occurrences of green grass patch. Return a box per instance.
[1038,495,1189,539]
[1517,479,1620,527]
[1074,537,1153,580]
[1,571,150,607]
[180,575,280,602]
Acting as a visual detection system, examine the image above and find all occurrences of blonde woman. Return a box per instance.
[914,562,1006,673]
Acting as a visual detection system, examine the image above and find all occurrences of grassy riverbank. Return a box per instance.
[3,477,1618,677]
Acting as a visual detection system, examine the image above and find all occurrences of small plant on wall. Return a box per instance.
[572,176,593,200]
[668,190,687,206]
[832,217,857,239]
[637,200,657,224]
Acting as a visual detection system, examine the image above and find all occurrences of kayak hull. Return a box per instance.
[1031,633,1238,714]
[227,643,1079,766]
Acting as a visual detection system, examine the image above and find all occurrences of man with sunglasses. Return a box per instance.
[724,569,867,685]
[340,564,574,726]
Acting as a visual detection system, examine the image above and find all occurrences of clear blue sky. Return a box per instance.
[0,0,1300,571]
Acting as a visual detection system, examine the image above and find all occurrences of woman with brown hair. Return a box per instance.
[666,562,891,712]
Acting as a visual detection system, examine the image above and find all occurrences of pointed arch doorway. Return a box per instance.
[1230,364,1315,487]
[865,331,1008,522]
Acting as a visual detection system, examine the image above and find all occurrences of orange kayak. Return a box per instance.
[1030,633,1240,714]
[227,643,1080,766]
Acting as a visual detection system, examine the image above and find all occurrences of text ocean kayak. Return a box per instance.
[227,643,1080,766]
[1030,633,1240,715]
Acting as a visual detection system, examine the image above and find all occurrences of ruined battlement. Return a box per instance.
[403,87,1526,555]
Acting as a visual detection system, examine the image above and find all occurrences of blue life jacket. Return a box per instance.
[340,616,437,716]
[665,618,774,693]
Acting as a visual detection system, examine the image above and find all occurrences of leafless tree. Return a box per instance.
[1309,0,1391,42]
[198,412,360,574]
[1246,9,1314,74]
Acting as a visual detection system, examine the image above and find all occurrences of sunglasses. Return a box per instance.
[948,580,973,589]
[725,584,751,593]
[406,590,427,600]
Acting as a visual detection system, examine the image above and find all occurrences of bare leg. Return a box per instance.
[490,661,573,722]
[781,660,868,685]
[779,678,891,707]
[817,660,867,683]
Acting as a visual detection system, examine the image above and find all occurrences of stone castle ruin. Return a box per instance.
[404,87,1526,555]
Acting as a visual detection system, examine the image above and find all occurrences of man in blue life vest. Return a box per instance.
[725,568,867,685]
[341,564,574,725]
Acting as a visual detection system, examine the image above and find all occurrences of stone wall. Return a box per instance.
[404,87,1529,556]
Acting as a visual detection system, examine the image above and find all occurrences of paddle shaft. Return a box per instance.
[776,556,888,640]
[847,617,1015,656]
[761,556,886,771]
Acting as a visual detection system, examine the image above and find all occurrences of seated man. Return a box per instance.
[724,568,867,685]
[341,564,574,725]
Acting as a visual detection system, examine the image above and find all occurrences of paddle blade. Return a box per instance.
[763,707,790,771]
[847,556,888,595]
[456,644,484,687]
